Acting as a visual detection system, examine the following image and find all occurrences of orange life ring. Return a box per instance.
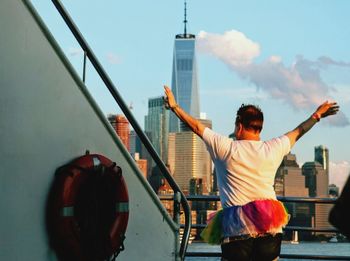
[48,153,129,260]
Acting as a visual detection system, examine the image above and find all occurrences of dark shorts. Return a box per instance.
[221,233,282,261]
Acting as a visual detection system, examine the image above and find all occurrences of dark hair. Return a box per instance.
[235,104,264,132]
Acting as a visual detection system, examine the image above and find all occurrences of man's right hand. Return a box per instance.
[164,85,177,110]
[163,85,205,137]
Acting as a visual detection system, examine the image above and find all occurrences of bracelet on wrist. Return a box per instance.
[312,112,321,122]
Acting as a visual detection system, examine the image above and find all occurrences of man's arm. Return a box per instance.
[164,85,205,137]
[285,101,339,147]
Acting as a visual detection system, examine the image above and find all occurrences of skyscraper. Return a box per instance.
[133,153,148,180]
[169,118,212,194]
[144,96,169,162]
[108,114,130,151]
[169,1,200,132]
[302,161,328,197]
[275,153,311,240]
[167,133,176,175]
[302,151,333,237]
[275,153,308,197]
[129,130,142,156]
[314,145,329,176]
[130,130,152,177]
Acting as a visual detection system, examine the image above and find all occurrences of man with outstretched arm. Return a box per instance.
[164,85,339,261]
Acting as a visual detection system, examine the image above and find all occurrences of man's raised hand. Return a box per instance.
[163,85,177,110]
[315,101,340,119]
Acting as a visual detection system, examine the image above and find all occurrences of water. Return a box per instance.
[185,242,350,260]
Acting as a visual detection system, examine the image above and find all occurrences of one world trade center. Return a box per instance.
[169,1,200,133]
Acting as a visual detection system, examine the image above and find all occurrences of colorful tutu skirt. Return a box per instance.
[200,199,289,245]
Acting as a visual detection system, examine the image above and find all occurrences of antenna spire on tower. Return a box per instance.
[176,0,194,39]
[184,0,187,35]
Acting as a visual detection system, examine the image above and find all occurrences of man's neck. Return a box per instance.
[237,131,260,141]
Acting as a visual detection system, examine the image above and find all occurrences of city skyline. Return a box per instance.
[275,152,333,239]
[31,0,350,190]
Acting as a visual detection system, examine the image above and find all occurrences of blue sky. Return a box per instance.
[31,0,350,189]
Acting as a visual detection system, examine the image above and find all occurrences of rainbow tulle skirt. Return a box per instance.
[200,199,289,245]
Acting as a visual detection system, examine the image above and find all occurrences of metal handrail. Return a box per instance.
[160,194,337,204]
[278,196,337,204]
[185,252,350,260]
[50,0,191,259]
[160,195,348,260]
[183,224,338,233]
[162,195,339,233]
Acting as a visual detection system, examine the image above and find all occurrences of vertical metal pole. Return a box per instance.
[174,191,181,223]
[82,51,87,83]
[174,191,181,261]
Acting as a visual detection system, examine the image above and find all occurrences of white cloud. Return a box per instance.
[196,30,350,127]
[329,161,350,192]
[106,52,122,65]
[197,30,260,66]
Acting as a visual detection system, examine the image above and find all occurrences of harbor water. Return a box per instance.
[186,242,350,260]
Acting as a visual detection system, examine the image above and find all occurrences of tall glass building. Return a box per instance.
[169,3,200,132]
[145,96,169,163]
[302,161,328,197]
[314,145,329,176]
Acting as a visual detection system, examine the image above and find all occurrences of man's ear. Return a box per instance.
[236,123,243,135]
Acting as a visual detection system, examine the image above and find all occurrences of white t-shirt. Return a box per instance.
[203,128,291,207]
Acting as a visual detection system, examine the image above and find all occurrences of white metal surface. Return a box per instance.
[0,0,177,260]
